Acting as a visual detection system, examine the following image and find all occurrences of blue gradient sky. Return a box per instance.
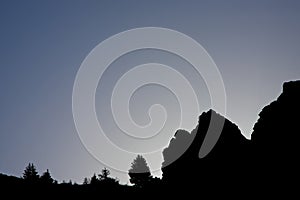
[1,0,300,183]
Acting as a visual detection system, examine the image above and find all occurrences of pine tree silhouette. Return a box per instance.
[83,177,90,185]
[128,155,152,188]
[40,169,54,184]
[90,173,98,185]
[98,168,110,181]
[98,168,119,186]
[23,163,39,183]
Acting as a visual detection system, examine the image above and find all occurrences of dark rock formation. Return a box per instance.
[162,109,251,191]
[251,80,300,187]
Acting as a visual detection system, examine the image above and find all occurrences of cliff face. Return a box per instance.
[252,80,300,144]
[251,80,300,180]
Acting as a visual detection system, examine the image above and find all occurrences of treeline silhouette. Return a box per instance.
[1,80,299,196]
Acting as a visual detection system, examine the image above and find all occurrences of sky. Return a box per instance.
[1,0,300,184]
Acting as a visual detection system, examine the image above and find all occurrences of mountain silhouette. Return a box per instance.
[1,80,299,196]
[162,109,251,192]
